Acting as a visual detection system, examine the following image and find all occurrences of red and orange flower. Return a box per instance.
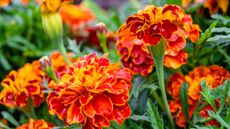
[47,53,132,129]
[0,61,45,108]
[167,65,230,127]
[116,28,154,76]
[16,119,54,129]
[118,5,200,69]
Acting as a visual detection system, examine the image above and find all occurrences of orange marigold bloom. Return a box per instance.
[204,0,229,14]
[0,61,45,108]
[60,4,95,30]
[47,53,132,129]
[116,29,154,76]
[118,5,200,69]
[0,0,10,7]
[167,65,230,128]
[41,0,73,14]
[16,119,54,129]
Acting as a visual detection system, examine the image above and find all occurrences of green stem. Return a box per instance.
[20,98,37,119]
[98,33,108,53]
[57,38,71,66]
[148,39,175,129]
[150,90,165,111]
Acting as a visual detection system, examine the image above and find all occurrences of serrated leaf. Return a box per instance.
[129,115,150,122]
[217,80,230,113]
[200,81,216,111]
[180,82,190,123]
[147,99,164,129]
[212,27,230,33]
[207,35,230,44]
[208,111,230,128]
[1,111,19,126]
[197,21,218,45]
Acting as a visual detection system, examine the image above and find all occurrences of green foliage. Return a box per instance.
[180,83,190,123]
[147,99,164,129]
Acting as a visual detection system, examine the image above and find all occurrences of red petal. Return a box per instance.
[66,100,84,124]
[83,94,113,118]
[142,33,161,45]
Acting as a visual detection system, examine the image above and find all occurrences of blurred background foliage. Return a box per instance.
[0,0,230,128]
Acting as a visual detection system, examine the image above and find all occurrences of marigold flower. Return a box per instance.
[60,4,95,30]
[16,119,54,129]
[0,0,10,7]
[204,0,229,14]
[118,5,200,69]
[116,29,154,76]
[0,61,45,108]
[167,65,230,127]
[40,0,73,14]
[47,53,132,129]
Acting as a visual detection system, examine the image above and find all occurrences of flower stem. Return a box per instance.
[147,39,175,129]
[20,98,37,119]
[150,90,165,111]
[57,38,71,66]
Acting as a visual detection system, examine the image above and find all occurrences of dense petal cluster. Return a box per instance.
[41,0,73,14]
[47,53,132,129]
[116,29,154,76]
[0,61,45,108]
[118,5,200,69]
[16,119,54,129]
[167,65,230,127]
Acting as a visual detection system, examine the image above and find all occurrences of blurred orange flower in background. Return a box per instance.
[0,61,45,108]
[47,53,132,129]
[118,5,200,69]
[167,65,230,127]
[0,0,10,7]
[116,28,154,76]
[16,119,54,129]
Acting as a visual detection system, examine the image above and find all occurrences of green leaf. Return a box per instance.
[152,0,166,6]
[226,97,230,122]
[0,53,12,71]
[129,115,150,122]
[180,82,190,123]
[208,111,230,128]
[1,111,20,126]
[212,27,230,34]
[147,99,164,129]
[0,121,10,129]
[197,21,218,45]
[200,81,216,111]
[166,0,181,5]
[217,80,230,113]
[207,35,230,44]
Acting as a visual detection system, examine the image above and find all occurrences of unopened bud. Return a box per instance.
[39,56,52,70]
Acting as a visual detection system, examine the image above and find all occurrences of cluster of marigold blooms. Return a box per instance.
[167,65,230,127]
[117,4,200,76]
[0,51,132,129]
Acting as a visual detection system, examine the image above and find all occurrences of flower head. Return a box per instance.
[60,4,95,30]
[16,119,54,129]
[116,28,154,76]
[0,61,45,108]
[47,53,132,129]
[0,0,10,7]
[40,0,73,14]
[118,5,200,69]
[167,65,230,127]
